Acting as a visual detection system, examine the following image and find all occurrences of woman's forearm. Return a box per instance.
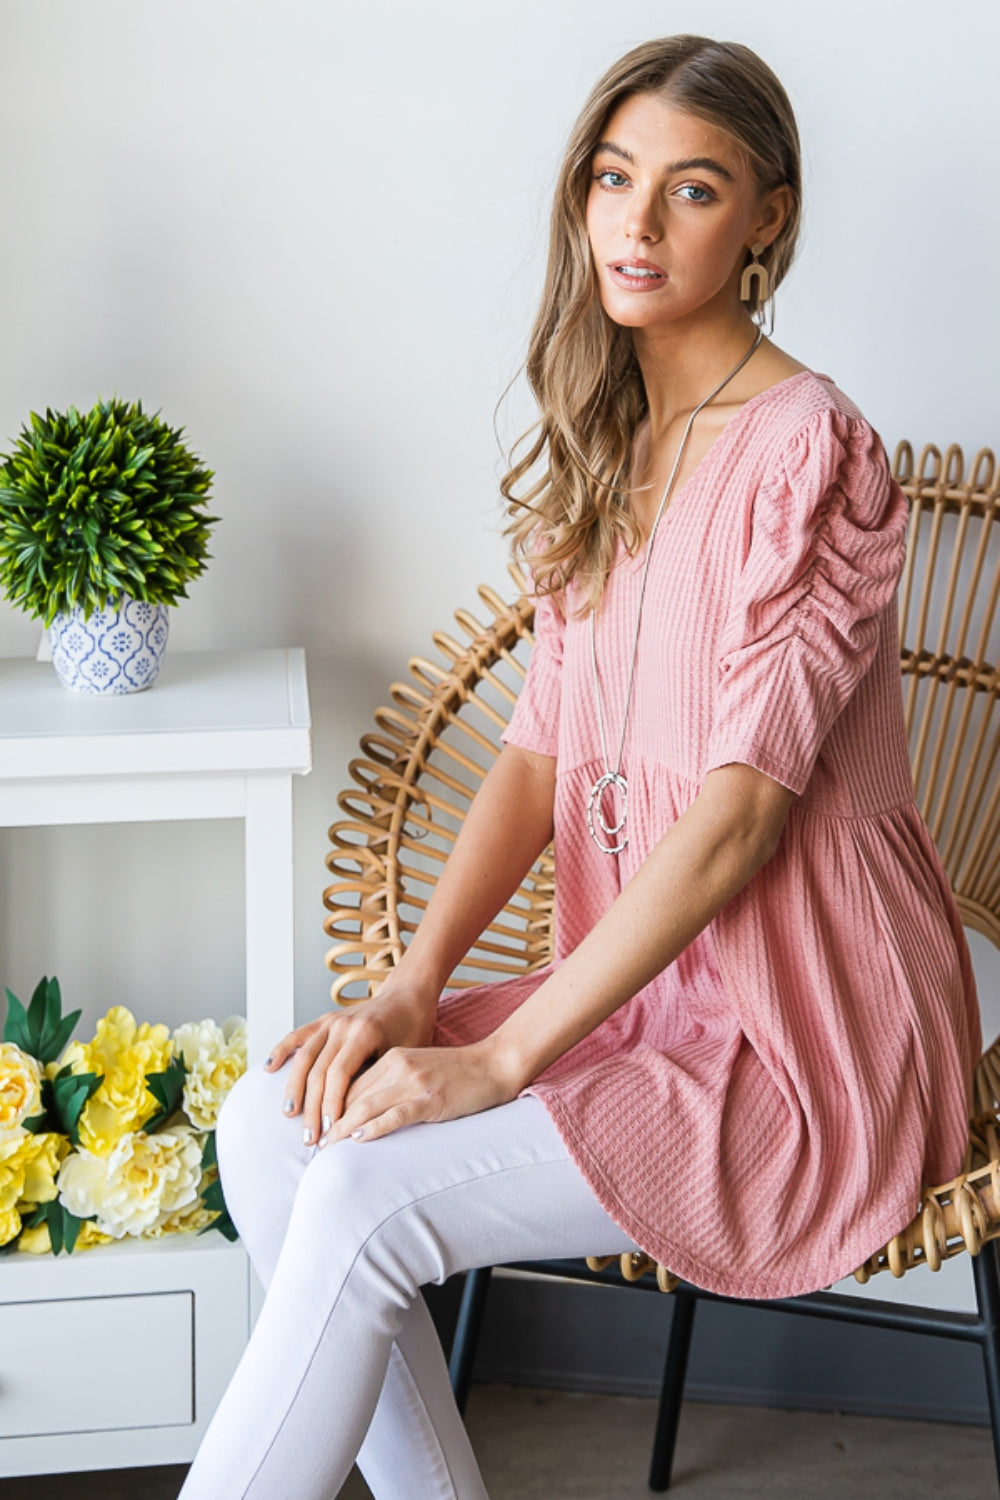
[390,743,556,1003]
[487,762,794,1090]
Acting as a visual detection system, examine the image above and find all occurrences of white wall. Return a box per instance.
[0,0,997,1307]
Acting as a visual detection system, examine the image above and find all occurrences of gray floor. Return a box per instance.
[0,1387,994,1498]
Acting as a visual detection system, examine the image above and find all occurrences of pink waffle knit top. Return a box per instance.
[432,370,981,1299]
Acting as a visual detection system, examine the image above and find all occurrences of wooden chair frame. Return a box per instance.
[323,439,1000,1491]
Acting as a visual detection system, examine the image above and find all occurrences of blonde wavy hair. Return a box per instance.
[502,36,802,613]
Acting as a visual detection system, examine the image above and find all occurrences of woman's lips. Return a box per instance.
[607,259,667,292]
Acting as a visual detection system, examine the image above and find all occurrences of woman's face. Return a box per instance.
[585,92,784,332]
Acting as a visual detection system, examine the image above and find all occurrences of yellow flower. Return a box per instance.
[20,1132,69,1204]
[0,1133,33,1212]
[0,1130,66,1213]
[79,1218,115,1248]
[57,1124,203,1239]
[0,1205,21,1246]
[172,1016,247,1130]
[0,1043,42,1141]
[144,1198,219,1239]
[15,1218,114,1255]
[60,1006,173,1157]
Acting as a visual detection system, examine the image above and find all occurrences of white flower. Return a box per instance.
[57,1125,204,1239]
[0,1044,42,1142]
[172,1015,247,1130]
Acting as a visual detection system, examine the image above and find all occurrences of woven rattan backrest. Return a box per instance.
[894,441,1000,951]
[324,573,555,1002]
[324,438,1000,1008]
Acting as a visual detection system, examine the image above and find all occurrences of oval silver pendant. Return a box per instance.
[586,772,629,855]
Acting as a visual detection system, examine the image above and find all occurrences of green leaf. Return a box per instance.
[1,976,78,1064]
[51,1069,102,1145]
[35,977,80,1065]
[200,1176,224,1214]
[2,987,33,1054]
[48,1199,63,1255]
[39,1199,95,1256]
[201,1130,217,1170]
[61,1204,88,1254]
[26,975,50,1038]
[39,1007,82,1067]
[198,1175,238,1243]
[27,1073,58,1132]
[142,1054,188,1133]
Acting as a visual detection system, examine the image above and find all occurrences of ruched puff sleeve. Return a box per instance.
[704,408,909,796]
[501,585,565,758]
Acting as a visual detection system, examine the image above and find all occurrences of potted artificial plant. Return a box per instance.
[0,397,216,694]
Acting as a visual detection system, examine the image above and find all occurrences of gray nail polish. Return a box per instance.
[303,1126,313,1145]
[322,1114,332,1136]
[283,1098,294,1115]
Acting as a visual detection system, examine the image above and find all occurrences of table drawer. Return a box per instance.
[0,1292,193,1437]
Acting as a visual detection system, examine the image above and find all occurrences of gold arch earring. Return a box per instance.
[739,241,771,304]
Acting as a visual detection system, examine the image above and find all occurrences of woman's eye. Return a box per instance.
[677,183,713,203]
[594,169,629,189]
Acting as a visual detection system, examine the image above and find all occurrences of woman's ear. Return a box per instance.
[754,183,794,249]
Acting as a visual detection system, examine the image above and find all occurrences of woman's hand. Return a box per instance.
[263,982,439,1147]
[321,1037,521,1146]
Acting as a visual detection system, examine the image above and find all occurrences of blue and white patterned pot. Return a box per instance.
[49,595,170,695]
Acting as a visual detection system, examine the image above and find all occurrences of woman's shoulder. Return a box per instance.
[742,370,904,541]
[749,368,878,449]
[741,369,894,495]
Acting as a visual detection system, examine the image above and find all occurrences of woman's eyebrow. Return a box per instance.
[666,155,736,182]
[593,139,636,164]
[592,141,736,183]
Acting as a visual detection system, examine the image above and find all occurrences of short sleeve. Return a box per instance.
[704,408,909,796]
[501,585,565,759]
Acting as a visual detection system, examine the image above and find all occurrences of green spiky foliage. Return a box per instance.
[0,397,217,626]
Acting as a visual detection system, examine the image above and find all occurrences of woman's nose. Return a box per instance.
[624,189,662,245]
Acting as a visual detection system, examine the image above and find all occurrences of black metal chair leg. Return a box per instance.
[973,1238,1000,1495]
[648,1290,698,1492]
[449,1265,494,1414]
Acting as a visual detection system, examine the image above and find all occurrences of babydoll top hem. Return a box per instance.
[524,1081,921,1300]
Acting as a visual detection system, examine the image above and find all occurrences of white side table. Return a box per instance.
[0,648,311,1477]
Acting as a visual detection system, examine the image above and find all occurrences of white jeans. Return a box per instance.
[178,1057,635,1500]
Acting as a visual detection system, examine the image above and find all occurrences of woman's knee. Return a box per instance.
[287,1140,434,1305]
[289,1134,405,1253]
[291,1127,471,1294]
[215,1057,299,1172]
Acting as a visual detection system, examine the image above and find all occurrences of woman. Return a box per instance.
[180,35,980,1500]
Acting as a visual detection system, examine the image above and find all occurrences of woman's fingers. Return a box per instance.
[321,1042,515,1147]
[278,1027,329,1127]
[306,1055,344,1146]
[300,1037,374,1145]
[271,1032,497,1151]
[263,1020,316,1073]
[264,1012,344,1078]
[322,1048,448,1146]
[263,996,439,1143]
[265,1016,354,1103]
[322,1080,433,1147]
[331,1052,379,1128]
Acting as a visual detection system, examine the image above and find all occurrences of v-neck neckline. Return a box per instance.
[620,368,831,573]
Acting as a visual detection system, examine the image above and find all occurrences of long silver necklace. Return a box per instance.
[586,328,764,855]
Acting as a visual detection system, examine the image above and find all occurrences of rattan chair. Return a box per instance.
[323,438,1000,1492]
